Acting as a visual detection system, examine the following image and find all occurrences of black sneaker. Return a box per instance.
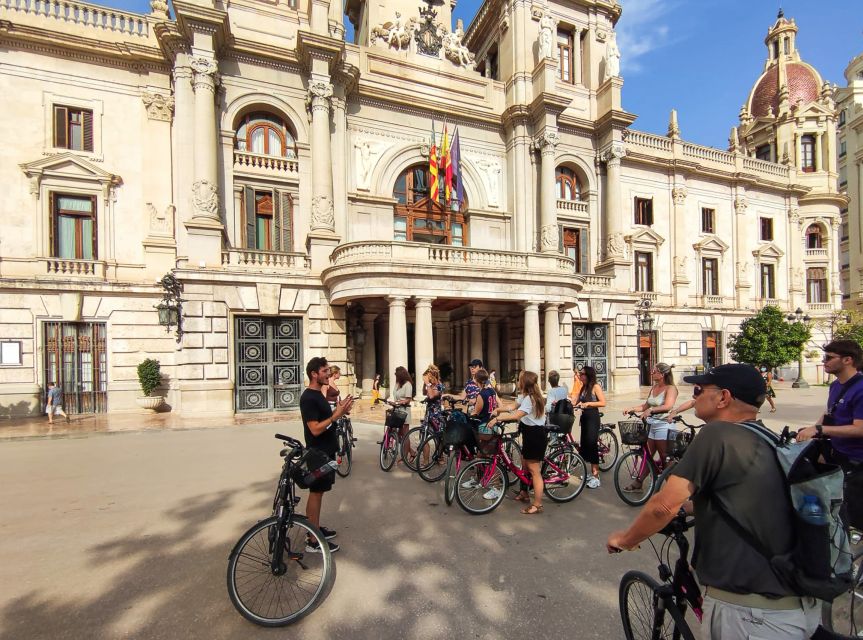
[305,538,340,553]
[319,526,337,540]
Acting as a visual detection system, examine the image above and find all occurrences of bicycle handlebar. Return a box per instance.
[672,416,703,429]
[275,433,302,447]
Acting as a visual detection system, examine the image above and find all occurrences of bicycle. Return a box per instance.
[378,400,408,472]
[227,433,336,627]
[614,508,701,640]
[416,398,472,484]
[334,415,355,478]
[821,544,863,637]
[400,398,443,472]
[454,419,586,515]
[547,410,620,472]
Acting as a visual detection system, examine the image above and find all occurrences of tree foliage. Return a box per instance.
[137,358,162,397]
[833,310,863,348]
[727,305,811,369]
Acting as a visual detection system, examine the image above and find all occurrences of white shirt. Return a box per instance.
[545,386,569,413]
[518,396,546,426]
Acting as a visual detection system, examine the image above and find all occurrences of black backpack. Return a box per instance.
[551,398,574,415]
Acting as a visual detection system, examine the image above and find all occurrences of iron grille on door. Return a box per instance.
[43,322,108,413]
[572,323,608,390]
[235,317,302,412]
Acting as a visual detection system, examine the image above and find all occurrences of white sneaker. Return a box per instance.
[483,487,502,500]
[461,478,480,489]
[586,476,601,489]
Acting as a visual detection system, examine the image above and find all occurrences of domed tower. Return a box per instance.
[736,10,838,185]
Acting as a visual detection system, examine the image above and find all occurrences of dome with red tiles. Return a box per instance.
[748,62,821,118]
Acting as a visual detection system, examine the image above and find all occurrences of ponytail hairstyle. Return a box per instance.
[519,370,544,419]
[655,362,675,386]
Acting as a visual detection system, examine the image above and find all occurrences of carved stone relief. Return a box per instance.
[671,186,687,206]
[473,157,502,207]
[311,195,335,231]
[147,203,175,235]
[540,224,558,251]
[371,11,415,50]
[192,179,219,219]
[538,12,557,60]
[141,91,175,122]
[353,138,389,191]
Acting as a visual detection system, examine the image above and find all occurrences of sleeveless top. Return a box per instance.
[475,386,497,423]
[325,385,340,404]
[578,385,599,410]
[646,387,666,407]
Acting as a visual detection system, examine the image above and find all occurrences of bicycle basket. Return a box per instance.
[476,433,500,456]
[443,410,475,448]
[546,412,575,434]
[385,407,408,430]
[668,429,693,458]
[290,448,337,490]
[619,420,648,446]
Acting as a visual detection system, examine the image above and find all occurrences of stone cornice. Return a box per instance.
[172,0,231,50]
[528,92,571,121]
[355,87,501,130]
[296,30,344,75]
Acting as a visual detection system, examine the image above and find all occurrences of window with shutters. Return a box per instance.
[51,193,97,259]
[759,217,773,241]
[53,106,94,152]
[634,197,653,226]
[635,251,653,292]
[392,164,469,245]
[805,224,823,249]
[560,226,588,273]
[755,144,772,162]
[243,187,293,252]
[801,135,816,172]
[759,263,776,300]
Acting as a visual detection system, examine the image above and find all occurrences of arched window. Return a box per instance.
[392,164,468,246]
[556,166,584,200]
[805,224,823,249]
[235,113,297,158]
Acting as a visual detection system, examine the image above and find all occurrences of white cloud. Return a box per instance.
[615,0,680,73]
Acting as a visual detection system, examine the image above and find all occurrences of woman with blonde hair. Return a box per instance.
[487,370,548,515]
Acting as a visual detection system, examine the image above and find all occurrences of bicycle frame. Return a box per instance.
[476,429,569,489]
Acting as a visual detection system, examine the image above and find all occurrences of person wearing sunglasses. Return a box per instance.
[608,364,821,639]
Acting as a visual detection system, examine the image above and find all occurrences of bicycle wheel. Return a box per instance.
[379,429,397,472]
[598,427,620,472]
[227,515,335,627]
[822,550,863,635]
[619,570,695,640]
[455,457,508,515]
[543,446,587,502]
[400,426,425,471]
[336,430,352,478]
[614,450,658,507]
[654,460,679,494]
[444,450,460,506]
[417,434,447,483]
[503,438,523,485]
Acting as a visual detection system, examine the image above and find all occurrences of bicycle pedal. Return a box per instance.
[351,438,358,442]
[375,440,383,445]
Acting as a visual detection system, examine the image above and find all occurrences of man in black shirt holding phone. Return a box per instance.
[300,356,354,553]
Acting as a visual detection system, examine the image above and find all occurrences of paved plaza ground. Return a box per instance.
[0,383,829,639]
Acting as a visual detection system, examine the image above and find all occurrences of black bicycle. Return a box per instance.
[616,509,701,640]
[226,433,336,626]
[334,415,355,478]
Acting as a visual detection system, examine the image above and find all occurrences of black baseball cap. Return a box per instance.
[469,359,483,367]
[683,364,767,408]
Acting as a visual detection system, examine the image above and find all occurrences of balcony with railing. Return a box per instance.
[221,249,311,273]
[42,258,106,278]
[698,294,728,308]
[807,302,834,313]
[804,248,828,259]
[233,151,300,179]
[556,199,589,215]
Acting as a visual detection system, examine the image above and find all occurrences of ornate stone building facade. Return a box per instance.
[0,2,843,416]
[837,51,863,310]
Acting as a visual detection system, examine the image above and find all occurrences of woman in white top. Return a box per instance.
[622,362,678,491]
[487,370,548,515]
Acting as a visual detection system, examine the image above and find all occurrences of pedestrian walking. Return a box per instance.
[45,381,69,424]
[760,365,777,412]
[371,373,381,408]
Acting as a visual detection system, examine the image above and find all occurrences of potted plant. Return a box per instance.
[379,375,390,400]
[135,358,164,411]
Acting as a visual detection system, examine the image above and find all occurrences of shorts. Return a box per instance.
[306,450,336,493]
[647,417,676,441]
[46,404,63,415]
[519,423,548,461]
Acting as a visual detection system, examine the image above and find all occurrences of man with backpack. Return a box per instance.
[607,364,825,639]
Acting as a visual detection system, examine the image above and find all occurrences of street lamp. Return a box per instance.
[786,307,811,389]
[155,273,184,343]
[635,299,654,332]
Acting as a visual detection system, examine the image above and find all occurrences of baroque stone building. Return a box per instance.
[837,50,863,310]
[0,2,843,416]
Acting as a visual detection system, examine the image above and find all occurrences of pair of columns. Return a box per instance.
[524,302,562,377]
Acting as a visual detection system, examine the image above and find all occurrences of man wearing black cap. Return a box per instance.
[607,363,819,639]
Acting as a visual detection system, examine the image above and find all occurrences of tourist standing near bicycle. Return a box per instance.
[392,366,414,461]
[322,365,341,404]
[471,368,497,444]
[300,357,354,553]
[487,370,547,514]
[621,363,678,492]
[545,370,569,413]
[607,364,820,639]
[574,366,606,489]
[446,358,483,406]
[798,339,863,530]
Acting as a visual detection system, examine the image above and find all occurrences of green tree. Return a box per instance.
[727,305,811,369]
[833,310,863,347]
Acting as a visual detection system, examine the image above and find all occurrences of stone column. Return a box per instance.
[671,185,690,305]
[452,323,461,386]
[469,317,483,362]
[543,304,560,385]
[535,129,560,253]
[387,296,408,382]
[487,318,500,376]
[172,57,193,246]
[734,194,751,307]
[601,142,627,264]
[523,302,541,375]
[331,88,348,239]
[461,320,470,371]
[308,80,335,234]
[573,28,583,85]
[361,314,377,394]
[414,298,434,385]
[815,132,823,172]
[190,56,220,222]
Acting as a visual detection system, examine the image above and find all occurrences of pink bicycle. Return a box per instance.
[453,419,586,515]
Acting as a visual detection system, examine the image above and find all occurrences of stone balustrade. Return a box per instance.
[1,0,152,40]
[43,258,106,277]
[233,150,299,177]
[742,156,790,179]
[580,274,613,290]
[805,248,828,259]
[682,142,735,166]
[556,199,589,215]
[221,249,311,272]
[701,294,727,308]
[807,302,834,313]
[625,130,673,153]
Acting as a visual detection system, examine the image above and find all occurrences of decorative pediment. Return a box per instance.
[793,101,835,119]
[21,152,121,198]
[625,226,665,247]
[693,235,729,254]
[752,242,784,259]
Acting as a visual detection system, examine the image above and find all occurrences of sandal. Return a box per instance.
[512,493,530,503]
[521,504,543,515]
[622,483,643,493]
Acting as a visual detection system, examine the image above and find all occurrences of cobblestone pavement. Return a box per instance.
[0,383,828,639]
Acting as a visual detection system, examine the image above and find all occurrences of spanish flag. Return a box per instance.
[429,120,439,202]
[441,123,452,204]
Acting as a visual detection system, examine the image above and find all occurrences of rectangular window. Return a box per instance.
[801,135,816,172]
[839,110,846,127]
[635,251,653,292]
[561,226,588,273]
[840,140,847,157]
[634,197,653,226]
[244,187,293,251]
[701,207,715,234]
[702,258,719,296]
[51,193,96,259]
[760,263,775,300]
[53,105,93,152]
[760,217,773,241]
[557,30,573,83]
[806,267,827,304]
[755,144,772,162]
[0,341,22,365]
[394,216,407,241]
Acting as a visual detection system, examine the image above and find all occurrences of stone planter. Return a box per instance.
[135,396,164,411]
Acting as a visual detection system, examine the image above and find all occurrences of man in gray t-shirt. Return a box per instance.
[46,382,69,424]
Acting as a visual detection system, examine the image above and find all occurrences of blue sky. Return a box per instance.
[107,0,858,149]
